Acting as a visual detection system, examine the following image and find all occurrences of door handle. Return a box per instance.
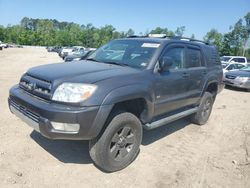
[202,70,207,75]
[182,72,190,78]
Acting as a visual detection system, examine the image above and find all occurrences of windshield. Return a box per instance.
[222,64,227,68]
[240,65,250,71]
[87,40,160,69]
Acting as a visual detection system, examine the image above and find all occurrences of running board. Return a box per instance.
[143,107,198,130]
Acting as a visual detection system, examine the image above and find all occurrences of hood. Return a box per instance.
[26,60,140,84]
[225,70,250,77]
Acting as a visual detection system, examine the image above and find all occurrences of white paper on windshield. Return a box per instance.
[141,43,160,48]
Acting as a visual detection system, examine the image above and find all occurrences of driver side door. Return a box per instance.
[153,44,191,117]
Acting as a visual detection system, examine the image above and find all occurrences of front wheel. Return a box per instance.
[191,92,214,125]
[89,112,142,172]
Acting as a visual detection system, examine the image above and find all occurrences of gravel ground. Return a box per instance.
[0,48,250,188]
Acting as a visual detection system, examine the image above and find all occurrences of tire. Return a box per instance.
[191,92,214,125]
[89,112,142,172]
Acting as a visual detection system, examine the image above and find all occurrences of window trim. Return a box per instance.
[155,43,187,72]
[185,45,205,69]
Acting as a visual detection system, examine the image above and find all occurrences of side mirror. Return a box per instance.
[158,56,173,72]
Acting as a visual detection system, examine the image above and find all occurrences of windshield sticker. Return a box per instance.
[141,43,160,48]
[140,63,147,67]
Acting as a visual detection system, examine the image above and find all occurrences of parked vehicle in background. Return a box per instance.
[47,46,62,53]
[67,46,85,56]
[59,46,86,59]
[47,46,53,52]
[59,47,74,59]
[8,44,23,48]
[223,63,246,74]
[8,35,223,172]
[223,64,250,91]
[64,49,95,62]
[0,41,8,48]
[221,56,248,65]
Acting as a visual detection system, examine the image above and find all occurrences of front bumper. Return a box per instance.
[9,86,113,140]
[223,78,250,89]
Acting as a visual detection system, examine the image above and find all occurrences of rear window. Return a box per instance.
[185,48,201,68]
[204,47,221,66]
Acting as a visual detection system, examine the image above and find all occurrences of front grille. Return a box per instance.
[10,99,39,123]
[225,75,236,80]
[19,74,52,100]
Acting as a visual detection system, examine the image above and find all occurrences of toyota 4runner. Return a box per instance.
[8,35,224,172]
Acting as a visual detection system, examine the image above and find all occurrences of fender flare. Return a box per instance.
[102,84,154,121]
[88,84,155,138]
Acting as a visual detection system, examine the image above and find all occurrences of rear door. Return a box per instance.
[183,45,207,105]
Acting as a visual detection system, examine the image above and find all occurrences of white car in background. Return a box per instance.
[59,46,85,59]
[59,47,75,59]
[0,41,8,49]
[67,46,85,56]
[221,56,248,65]
[222,63,247,79]
[223,63,247,73]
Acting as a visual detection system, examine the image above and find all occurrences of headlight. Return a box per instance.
[73,57,81,61]
[52,83,97,103]
[237,76,250,81]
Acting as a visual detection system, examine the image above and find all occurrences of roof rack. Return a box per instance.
[171,36,210,45]
[148,34,167,38]
[127,35,147,38]
[126,35,210,45]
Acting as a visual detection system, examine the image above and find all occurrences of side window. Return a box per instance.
[236,64,244,69]
[227,64,235,70]
[185,48,202,68]
[231,58,238,63]
[161,47,184,70]
[237,58,245,63]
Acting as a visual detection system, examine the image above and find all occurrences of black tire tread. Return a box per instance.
[89,112,142,172]
[191,92,214,125]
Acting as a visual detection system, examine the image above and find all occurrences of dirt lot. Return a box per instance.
[0,48,250,188]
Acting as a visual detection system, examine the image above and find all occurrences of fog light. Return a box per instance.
[51,122,80,133]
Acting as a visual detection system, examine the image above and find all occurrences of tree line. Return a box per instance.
[0,12,249,57]
[0,17,186,48]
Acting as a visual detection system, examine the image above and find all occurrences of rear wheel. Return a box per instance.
[89,112,142,172]
[191,92,214,125]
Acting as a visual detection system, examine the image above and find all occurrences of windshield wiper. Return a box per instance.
[103,61,129,67]
[86,59,130,67]
[86,58,100,62]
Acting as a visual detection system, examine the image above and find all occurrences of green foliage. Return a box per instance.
[191,34,195,39]
[1,18,124,48]
[175,26,185,37]
[1,13,250,58]
[204,12,250,57]
[150,27,174,36]
[204,29,223,54]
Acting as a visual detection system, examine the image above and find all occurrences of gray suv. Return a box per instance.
[9,35,224,172]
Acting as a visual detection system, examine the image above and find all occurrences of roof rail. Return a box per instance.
[171,36,210,45]
[148,34,167,38]
[127,35,147,38]
[126,35,210,45]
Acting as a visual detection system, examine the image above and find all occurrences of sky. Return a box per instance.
[0,0,249,39]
